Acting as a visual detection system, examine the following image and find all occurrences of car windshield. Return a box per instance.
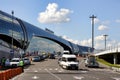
[11,60,19,62]
[67,58,76,61]
[34,57,39,59]
[24,58,29,60]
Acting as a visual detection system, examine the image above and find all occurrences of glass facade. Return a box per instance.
[26,37,63,53]
[0,10,93,55]
[0,11,24,49]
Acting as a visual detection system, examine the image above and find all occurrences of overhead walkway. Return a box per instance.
[95,46,120,64]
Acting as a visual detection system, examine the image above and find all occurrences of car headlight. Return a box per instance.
[67,64,70,66]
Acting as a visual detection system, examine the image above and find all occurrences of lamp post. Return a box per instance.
[103,34,108,50]
[89,15,97,49]
[11,10,14,50]
[10,10,14,58]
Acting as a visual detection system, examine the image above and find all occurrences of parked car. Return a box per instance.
[58,54,79,70]
[49,54,55,59]
[39,55,45,60]
[10,58,21,67]
[32,56,41,62]
[23,57,31,65]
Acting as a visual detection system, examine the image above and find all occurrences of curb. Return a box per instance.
[111,67,120,72]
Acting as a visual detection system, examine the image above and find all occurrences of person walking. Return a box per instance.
[5,58,10,68]
[1,57,6,68]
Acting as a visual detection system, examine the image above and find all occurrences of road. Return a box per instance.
[12,58,120,80]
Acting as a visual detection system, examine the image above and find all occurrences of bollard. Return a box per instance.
[11,69,15,78]
[0,72,2,80]
[0,66,1,69]
[2,71,8,80]
[9,69,12,79]
[7,69,12,79]
[5,70,9,80]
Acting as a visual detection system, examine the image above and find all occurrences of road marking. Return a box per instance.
[25,69,30,70]
[58,68,64,72]
[44,68,47,70]
[79,60,84,66]
[73,76,84,80]
[112,77,120,80]
[32,76,39,79]
[34,70,38,72]
[80,71,88,73]
[55,68,58,70]
[46,69,62,80]
[49,68,52,70]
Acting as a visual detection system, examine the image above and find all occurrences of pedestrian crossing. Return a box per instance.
[24,68,88,74]
[25,68,64,73]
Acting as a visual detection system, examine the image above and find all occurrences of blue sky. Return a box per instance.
[0,0,120,49]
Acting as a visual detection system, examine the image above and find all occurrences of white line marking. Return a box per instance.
[73,76,84,80]
[44,68,47,70]
[32,76,39,79]
[49,68,52,70]
[34,70,38,72]
[46,69,62,80]
[80,71,88,73]
[55,68,58,70]
[25,69,30,70]
[112,77,120,80]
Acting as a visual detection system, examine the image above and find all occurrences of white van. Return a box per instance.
[58,54,79,70]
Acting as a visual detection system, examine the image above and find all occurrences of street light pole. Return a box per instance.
[103,34,108,50]
[89,15,97,49]
[11,10,14,50]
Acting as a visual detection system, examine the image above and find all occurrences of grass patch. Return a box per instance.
[97,58,120,68]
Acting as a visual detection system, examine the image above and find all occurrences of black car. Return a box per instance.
[49,54,55,59]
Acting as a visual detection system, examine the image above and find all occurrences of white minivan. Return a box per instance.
[58,54,79,70]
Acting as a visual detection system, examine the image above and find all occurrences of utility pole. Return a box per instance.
[89,15,97,49]
[103,34,108,50]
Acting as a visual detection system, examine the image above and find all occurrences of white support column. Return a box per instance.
[113,54,117,64]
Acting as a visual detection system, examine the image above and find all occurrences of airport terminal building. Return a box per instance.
[0,10,93,59]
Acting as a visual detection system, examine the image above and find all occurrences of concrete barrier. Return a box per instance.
[0,67,23,80]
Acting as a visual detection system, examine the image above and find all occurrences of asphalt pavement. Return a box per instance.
[11,58,120,80]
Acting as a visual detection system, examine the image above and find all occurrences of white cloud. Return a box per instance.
[62,35,77,44]
[38,3,72,24]
[62,35,120,50]
[101,20,110,25]
[80,39,91,46]
[98,25,108,31]
[94,18,100,24]
[95,35,104,41]
[116,19,120,23]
